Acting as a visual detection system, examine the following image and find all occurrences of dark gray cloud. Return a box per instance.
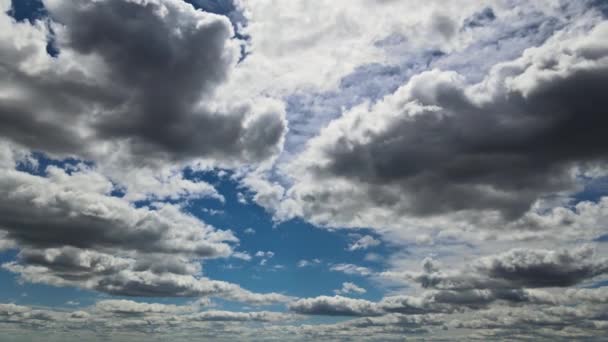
[475,247,608,288]
[288,296,383,317]
[3,248,292,303]
[288,288,544,317]
[0,159,289,303]
[0,0,286,165]
[0,167,233,257]
[0,300,294,340]
[288,21,608,228]
[402,247,608,291]
[462,7,496,29]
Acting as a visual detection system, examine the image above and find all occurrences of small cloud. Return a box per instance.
[256,251,274,266]
[330,263,373,277]
[334,282,367,295]
[297,259,322,268]
[255,251,274,258]
[364,253,383,262]
[244,228,256,235]
[237,192,248,204]
[66,300,80,306]
[202,208,224,216]
[415,234,434,245]
[348,235,381,251]
[233,251,252,261]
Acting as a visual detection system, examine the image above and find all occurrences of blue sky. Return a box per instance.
[1,0,608,341]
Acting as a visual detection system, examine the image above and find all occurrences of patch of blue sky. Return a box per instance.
[186,169,388,302]
[15,152,93,177]
[8,0,59,57]
[7,0,46,23]
[572,176,608,205]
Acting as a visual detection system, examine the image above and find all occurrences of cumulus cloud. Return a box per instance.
[0,300,296,340]
[282,20,608,233]
[0,166,234,257]
[473,246,608,288]
[2,1,608,341]
[0,0,294,308]
[289,288,548,318]
[289,296,382,317]
[0,0,286,167]
[0,147,290,304]
[2,250,292,304]
[393,246,608,291]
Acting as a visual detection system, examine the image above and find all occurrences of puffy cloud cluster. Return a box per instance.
[2,0,608,340]
[0,0,291,305]
[0,300,296,341]
[0,0,286,167]
[0,149,290,304]
[277,19,608,238]
[390,246,608,291]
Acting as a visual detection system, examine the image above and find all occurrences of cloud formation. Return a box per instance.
[284,20,608,232]
[0,0,286,166]
[1,0,608,341]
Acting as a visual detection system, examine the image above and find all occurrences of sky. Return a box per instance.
[0,0,608,340]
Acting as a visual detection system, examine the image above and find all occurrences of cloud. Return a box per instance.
[334,282,367,295]
[330,263,373,276]
[297,259,322,268]
[255,250,275,266]
[289,296,382,317]
[2,252,292,304]
[0,300,296,340]
[282,20,608,233]
[94,299,193,316]
[0,153,290,304]
[2,1,608,341]
[0,165,234,257]
[473,246,608,288]
[289,288,547,317]
[0,0,286,167]
[348,235,381,251]
[386,246,608,290]
[232,252,252,261]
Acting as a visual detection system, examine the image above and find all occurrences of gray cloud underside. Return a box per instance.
[0,0,286,165]
[287,20,608,227]
[396,246,608,290]
[0,144,289,304]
